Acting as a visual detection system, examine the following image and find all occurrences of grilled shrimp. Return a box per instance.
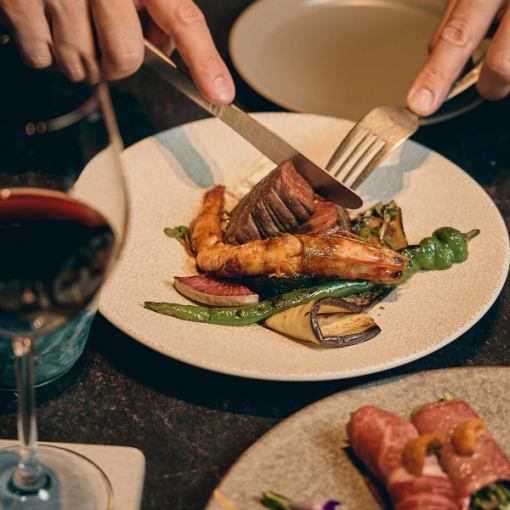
[190,186,408,284]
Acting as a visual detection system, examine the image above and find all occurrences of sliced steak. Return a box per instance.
[225,160,316,244]
[293,200,351,234]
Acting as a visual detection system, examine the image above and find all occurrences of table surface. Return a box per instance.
[1,2,510,509]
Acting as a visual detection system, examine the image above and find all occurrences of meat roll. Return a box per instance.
[347,406,458,510]
[411,399,510,510]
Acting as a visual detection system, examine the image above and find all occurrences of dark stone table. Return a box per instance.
[1,2,509,509]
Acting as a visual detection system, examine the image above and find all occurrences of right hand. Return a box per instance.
[407,0,509,116]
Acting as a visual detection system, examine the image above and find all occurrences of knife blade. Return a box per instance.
[143,40,362,209]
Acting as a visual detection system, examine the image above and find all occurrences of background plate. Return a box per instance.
[98,113,509,381]
[229,0,456,120]
[206,366,510,509]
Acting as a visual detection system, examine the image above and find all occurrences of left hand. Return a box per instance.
[407,0,509,116]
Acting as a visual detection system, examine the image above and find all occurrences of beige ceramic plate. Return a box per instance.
[98,113,508,381]
[229,0,467,121]
[206,366,510,509]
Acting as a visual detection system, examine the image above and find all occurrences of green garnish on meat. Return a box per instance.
[470,482,510,509]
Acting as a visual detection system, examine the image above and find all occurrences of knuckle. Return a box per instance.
[439,16,472,48]
[485,54,510,82]
[103,49,143,79]
[0,0,15,11]
[44,0,62,13]
[46,0,83,17]
[190,52,222,76]
[174,1,205,27]
[419,64,449,87]
[66,66,86,82]
[24,52,52,69]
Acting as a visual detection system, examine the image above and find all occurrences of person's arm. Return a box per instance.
[0,0,235,105]
[407,0,509,116]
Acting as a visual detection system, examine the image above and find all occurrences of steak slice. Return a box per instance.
[225,160,316,244]
[293,200,351,234]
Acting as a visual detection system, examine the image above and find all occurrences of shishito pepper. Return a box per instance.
[145,227,479,325]
[401,227,479,281]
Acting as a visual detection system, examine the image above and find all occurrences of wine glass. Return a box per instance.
[0,38,127,508]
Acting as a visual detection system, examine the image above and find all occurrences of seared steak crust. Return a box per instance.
[225,160,316,244]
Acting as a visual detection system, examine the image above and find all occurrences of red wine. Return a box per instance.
[0,188,115,337]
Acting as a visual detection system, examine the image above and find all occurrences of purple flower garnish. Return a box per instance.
[261,491,341,510]
[291,500,341,510]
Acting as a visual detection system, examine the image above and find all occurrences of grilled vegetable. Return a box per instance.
[265,297,380,347]
[145,280,379,326]
[401,228,479,281]
[352,200,407,250]
[174,275,259,306]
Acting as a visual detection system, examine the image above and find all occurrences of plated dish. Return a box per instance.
[206,367,510,509]
[97,113,509,381]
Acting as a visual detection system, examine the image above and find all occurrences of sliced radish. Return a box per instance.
[174,274,259,306]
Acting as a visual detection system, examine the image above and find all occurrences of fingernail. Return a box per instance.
[409,88,434,114]
[212,75,233,104]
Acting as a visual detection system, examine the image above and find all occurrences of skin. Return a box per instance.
[0,0,235,105]
[407,0,510,116]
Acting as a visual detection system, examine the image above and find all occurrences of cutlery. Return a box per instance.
[143,39,362,209]
[325,59,485,190]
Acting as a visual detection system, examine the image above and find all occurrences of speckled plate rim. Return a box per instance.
[205,366,510,509]
[98,113,510,382]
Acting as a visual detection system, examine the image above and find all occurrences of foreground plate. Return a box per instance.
[98,113,508,381]
[206,367,510,509]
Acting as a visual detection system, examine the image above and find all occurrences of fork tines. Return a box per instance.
[326,106,419,191]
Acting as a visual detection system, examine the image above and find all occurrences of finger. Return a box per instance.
[143,0,235,104]
[1,0,52,68]
[144,17,175,55]
[429,0,459,51]
[46,0,100,83]
[90,0,144,81]
[478,8,510,100]
[407,0,504,116]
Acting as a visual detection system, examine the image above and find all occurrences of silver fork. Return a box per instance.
[325,59,484,190]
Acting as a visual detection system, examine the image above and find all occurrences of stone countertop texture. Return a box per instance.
[1,1,509,509]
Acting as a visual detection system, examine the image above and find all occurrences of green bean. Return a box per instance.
[144,280,379,326]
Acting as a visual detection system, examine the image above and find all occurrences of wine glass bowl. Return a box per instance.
[0,38,126,507]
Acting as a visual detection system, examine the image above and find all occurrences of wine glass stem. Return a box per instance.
[11,337,45,492]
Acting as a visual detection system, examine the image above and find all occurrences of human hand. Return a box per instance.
[0,0,235,104]
[407,0,508,116]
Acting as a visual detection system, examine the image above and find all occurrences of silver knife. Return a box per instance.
[143,40,362,209]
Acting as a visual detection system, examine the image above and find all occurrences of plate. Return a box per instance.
[205,367,510,509]
[98,113,509,381]
[229,0,479,122]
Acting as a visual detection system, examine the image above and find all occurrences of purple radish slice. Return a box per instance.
[174,274,259,307]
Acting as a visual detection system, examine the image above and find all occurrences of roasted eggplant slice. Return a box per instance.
[265,297,381,347]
